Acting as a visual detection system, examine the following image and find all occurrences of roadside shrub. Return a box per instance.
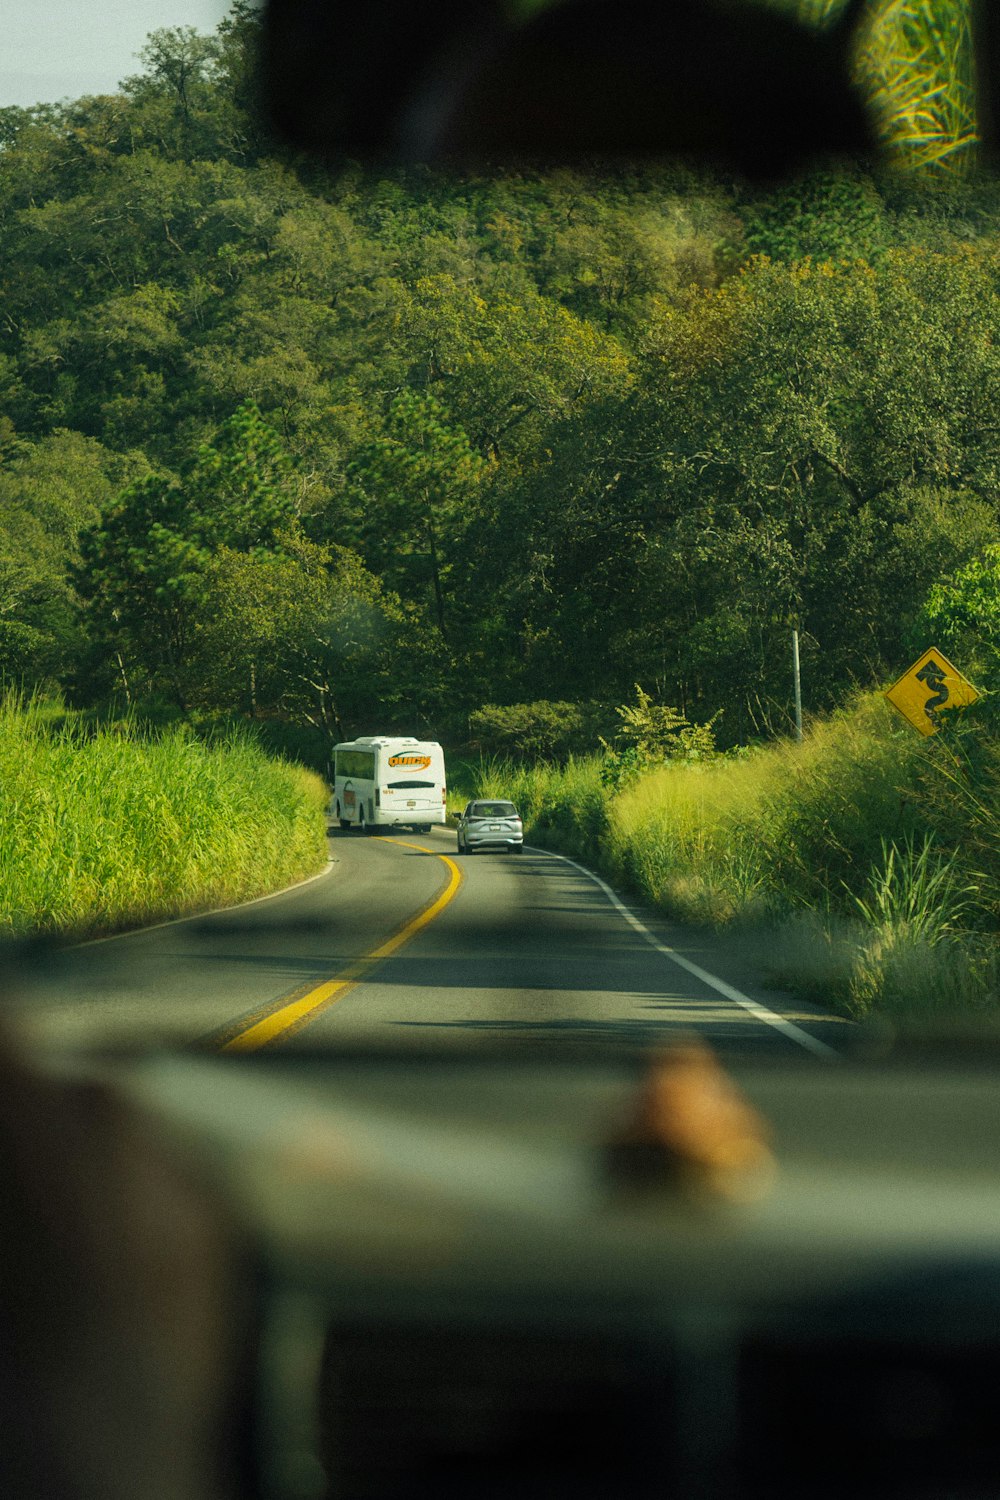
[468,701,611,761]
[600,687,720,792]
[611,685,720,762]
[762,908,997,1023]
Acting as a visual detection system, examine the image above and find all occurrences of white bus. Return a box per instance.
[331,736,447,833]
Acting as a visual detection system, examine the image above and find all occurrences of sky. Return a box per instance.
[2,0,234,109]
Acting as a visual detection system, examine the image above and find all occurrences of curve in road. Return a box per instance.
[220,839,462,1052]
[10,826,848,1062]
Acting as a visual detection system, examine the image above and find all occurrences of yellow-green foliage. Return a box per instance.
[607,695,928,923]
[457,694,1000,1021]
[767,0,978,173]
[0,701,328,939]
[607,698,998,1017]
[857,0,978,173]
[450,754,608,860]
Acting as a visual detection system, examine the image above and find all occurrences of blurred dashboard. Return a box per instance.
[99,1040,1000,1500]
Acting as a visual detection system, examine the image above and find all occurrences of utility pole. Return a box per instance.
[115,650,132,708]
[792,627,803,743]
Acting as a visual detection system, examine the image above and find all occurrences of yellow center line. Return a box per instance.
[221,839,462,1053]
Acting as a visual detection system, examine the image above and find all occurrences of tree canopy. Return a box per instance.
[0,2,998,755]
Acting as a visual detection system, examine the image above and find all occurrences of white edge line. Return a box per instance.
[73,857,338,950]
[526,846,839,1060]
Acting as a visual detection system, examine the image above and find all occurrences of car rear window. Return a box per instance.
[388,780,436,789]
[471,802,518,818]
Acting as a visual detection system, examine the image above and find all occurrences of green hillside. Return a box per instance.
[0,1,995,755]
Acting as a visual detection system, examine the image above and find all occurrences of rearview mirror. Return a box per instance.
[262,0,879,179]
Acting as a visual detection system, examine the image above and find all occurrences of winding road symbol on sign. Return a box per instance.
[884,648,981,736]
[914,657,949,726]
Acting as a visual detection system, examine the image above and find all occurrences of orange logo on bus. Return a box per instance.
[388,754,432,770]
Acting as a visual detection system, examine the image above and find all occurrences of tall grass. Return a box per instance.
[605,695,938,927]
[453,693,1000,1022]
[0,700,328,939]
[449,753,609,860]
[764,0,978,173]
[857,0,978,173]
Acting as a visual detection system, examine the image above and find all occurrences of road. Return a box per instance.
[9,826,848,1061]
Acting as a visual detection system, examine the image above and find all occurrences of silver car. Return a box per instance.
[456,799,524,854]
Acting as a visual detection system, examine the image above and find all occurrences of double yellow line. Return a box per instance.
[220,839,462,1052]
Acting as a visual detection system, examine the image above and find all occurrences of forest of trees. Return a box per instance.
[0,2,998,757]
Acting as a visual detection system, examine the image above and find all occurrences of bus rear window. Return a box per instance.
[336,751,376,778]
[388,780,436,789]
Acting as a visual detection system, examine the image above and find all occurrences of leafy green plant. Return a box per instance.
[599,744,647,794]
[613,685,719,760]
[847,834,974,942]
[917,544,1000,680]
[599,686,720,789]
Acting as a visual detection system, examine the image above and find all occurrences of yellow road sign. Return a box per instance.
[884,647,981,736]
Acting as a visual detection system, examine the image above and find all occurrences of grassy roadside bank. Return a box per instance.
[452,695,1000,1025]
[0,701,328,940]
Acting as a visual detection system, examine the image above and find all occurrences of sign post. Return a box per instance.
[792,628,803,743]
[883,648,981,735]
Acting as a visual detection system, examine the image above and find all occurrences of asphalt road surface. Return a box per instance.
[9,826,848,1061]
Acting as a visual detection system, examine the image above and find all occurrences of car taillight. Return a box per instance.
[442,787,447,802]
